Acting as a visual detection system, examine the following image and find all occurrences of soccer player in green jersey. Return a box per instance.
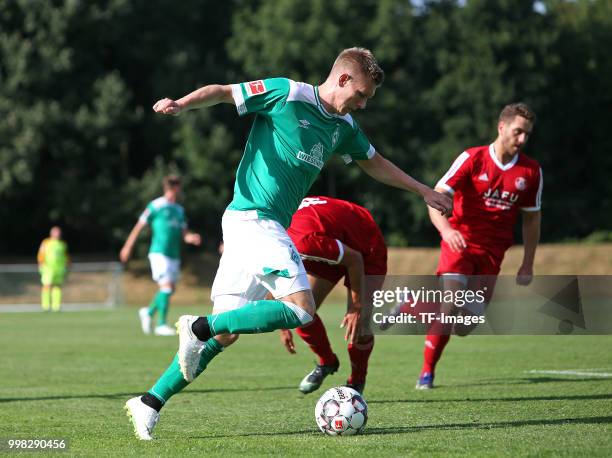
[120,175,202,336]
[126,47,452,439]
[37,226,70,312]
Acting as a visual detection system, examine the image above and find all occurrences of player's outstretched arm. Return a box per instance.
[338,244,365,344]
[357,152,453,216]
[517,210,541,286]
[153,84,235,115]
[119,221,146,263]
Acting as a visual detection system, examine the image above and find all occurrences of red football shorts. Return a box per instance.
[304,230,387,287]
[437,241,504,276]
[437,241,505,304]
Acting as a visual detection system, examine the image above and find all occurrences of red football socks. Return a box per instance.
[421,333,450,376]
[347,336,374,385]
[296,314,337,366]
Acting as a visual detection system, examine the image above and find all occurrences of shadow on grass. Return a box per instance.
[452,376,612,387]
[0,386,295,403]
[369,392,612,404]
[191,429,319,439]
[364,415,612,435]
[190,415,612,439]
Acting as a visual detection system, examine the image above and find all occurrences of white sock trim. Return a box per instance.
[281,301,313,325]
[149,389,167,404]
[440,273,468,286]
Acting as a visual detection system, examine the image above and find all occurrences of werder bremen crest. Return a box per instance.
[297,142,325,170]
[332,125,340,148]
[310,142,324,160]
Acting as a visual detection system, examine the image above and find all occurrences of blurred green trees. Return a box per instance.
[0,0,609,254]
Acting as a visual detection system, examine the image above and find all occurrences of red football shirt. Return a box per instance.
[287,196,386,277]
[437,144,543,253]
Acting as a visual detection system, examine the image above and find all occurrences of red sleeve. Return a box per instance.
[521,166,543,211]
[293,233,344,265]
[436,151,473,195]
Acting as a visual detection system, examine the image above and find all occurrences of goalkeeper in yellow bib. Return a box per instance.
[120,175,202,336]
[37,226,70,312]
[125,47,453,440]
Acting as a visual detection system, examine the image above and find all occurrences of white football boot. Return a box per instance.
[139,307,152,335]
[125,397,159,440]
[176,315,206,382]
[154,324,176,336]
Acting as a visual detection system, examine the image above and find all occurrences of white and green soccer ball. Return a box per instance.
[315,386,368,436]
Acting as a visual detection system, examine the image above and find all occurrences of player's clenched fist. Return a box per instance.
[424,189,453,216]
[153,98,182,115]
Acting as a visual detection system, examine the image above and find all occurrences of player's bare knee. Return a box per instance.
[215,333,239,347]
[282,289,316,319]
[160,282,174,293]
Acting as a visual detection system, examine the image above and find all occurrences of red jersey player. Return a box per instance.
[279,196,387,394]
[417,103,543,389]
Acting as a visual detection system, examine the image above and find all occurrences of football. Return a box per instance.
[314,386,368,436]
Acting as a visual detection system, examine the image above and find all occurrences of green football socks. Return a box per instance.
[156,290,171,326]
[149,338,224,404]
[147,290,173,325]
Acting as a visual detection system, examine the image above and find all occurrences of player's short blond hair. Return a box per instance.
[163,175,181,190]
[499,103,536,124]
[333,47,385,86]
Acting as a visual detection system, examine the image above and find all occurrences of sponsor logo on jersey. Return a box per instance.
[245,80,266,97]
[478,172,489,182]
[298,119,311,129]
[483,187,519,210]
[515,177,527,190]
[298,197,328,209]
[296,142,325,169]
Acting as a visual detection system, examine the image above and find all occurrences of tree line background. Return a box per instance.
[1,0,610,257]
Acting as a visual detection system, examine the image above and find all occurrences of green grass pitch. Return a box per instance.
[1,306,611,456]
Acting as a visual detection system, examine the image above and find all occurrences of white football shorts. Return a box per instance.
[148,253,180,285]
[211,210,310,313]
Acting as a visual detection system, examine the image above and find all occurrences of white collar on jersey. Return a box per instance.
[489,143,519,171]
[313,85,338,119]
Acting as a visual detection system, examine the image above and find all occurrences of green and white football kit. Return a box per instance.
[139,197,187,329]
[211,77,375,313]
[139,196,187,284]
[131,78,377,425]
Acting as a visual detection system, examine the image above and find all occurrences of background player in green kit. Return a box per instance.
[120,175,202,336]
[37,226,70,312]
[125,47,453,439]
